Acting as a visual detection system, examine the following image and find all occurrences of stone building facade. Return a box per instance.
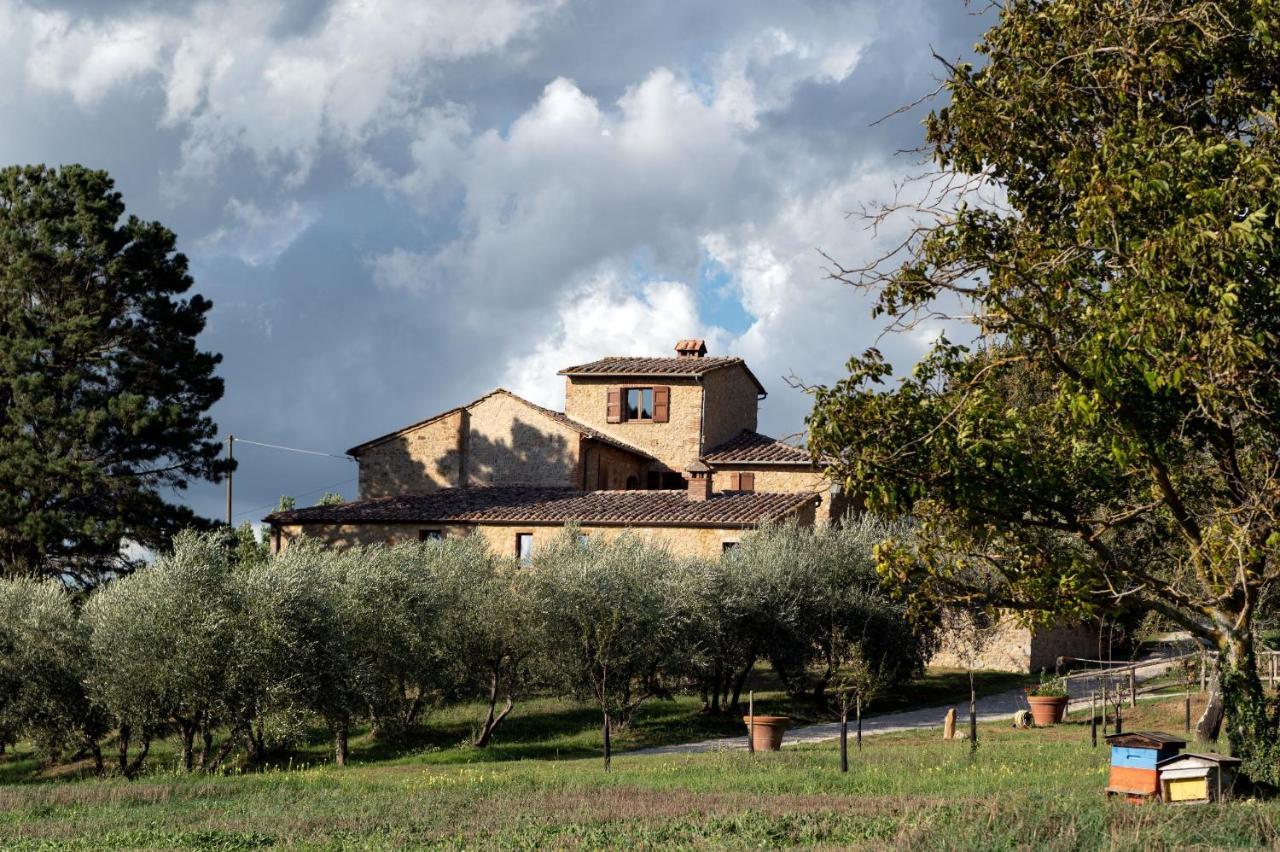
[262,339,1090,672]
[266,340,841,560]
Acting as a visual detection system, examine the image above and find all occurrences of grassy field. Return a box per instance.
[4,679,1277,849]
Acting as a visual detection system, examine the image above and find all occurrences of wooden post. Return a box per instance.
[969,669,977,755]
[1128,667,1137,709]
[602,711,611,771]
[1101,677,1108,734]
[1200,654,1207,693]
[944,707,956,740]
[1061,678,1070,721]
[747,691,754,755]
[225,435,234,525]
[1090,691,1097,748]
[839,705,848,773]
[856,696,862,752]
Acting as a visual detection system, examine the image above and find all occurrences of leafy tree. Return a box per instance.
[710,520,928,706]
[0,578,105,769]
[455,557,540,748]
[0,165,228,586]
[809,0,1280,779]
[529,532,686,769]
[82,530,241,776]
[250,540,367,767]
[314,492,345,507]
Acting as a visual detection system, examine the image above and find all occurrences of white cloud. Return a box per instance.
[26,8,167,107]
[197,198,319,266]
[501,268,731,408]
[17,0,561,182]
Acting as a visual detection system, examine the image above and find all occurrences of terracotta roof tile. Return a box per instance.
[558,356,767,395]
[703,430,813,465]
[264,486,816,528]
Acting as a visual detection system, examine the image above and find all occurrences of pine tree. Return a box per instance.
[0,165,228,586]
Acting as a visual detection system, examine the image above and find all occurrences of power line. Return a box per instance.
[231,438,354,461]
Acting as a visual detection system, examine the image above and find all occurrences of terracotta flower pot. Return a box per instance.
[1027,695,1068,726]
[743,715,790,751]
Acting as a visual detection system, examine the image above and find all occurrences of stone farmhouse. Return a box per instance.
[264,340,852,560]
[263,338,1096,673]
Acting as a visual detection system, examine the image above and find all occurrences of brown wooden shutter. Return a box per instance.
[739,472,755,492]
[606,386,622,423]
[727,472,740,491]
[652,386,670,422]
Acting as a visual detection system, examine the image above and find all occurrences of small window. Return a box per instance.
[516,532,534,564]
[418,529,444,542]
[722,541,740,553]
[625,387,654,421]
[625,475,640,490]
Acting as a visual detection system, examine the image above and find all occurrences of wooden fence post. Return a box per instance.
[1090,691,1097,748]
[1129,667,1137,709]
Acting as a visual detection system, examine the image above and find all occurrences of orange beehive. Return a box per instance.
[1105,732,1186,802]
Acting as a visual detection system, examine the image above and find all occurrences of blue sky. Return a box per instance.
[0,0,993,524]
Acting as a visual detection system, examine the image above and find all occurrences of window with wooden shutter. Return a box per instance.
[652,386,670,422]
[739,472,755,492]
[727,472,740,490]
[606,386,622,423]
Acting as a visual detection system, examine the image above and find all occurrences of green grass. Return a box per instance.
[8,676,1273,849]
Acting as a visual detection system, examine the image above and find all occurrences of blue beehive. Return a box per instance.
[1105,732,1186,801]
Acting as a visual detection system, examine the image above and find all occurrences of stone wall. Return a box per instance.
[564,376,704,471]
[463,393,582,488]
[357,410,463,498]
[273,508,818,560]
[582,442,652,491]
[356,392,593,499]
[710,466,850,525]
[700,366,760,451]
[930,615,1100,673]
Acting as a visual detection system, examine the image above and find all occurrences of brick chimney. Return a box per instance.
[675,339,707,358]
[685,459,713,501]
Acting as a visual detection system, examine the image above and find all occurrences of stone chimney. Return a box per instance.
[675,338,707,358]
[685,459,713,501]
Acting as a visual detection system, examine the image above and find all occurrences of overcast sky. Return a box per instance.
[0,0,992,525]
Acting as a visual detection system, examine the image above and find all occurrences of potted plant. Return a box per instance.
[1025,671,1069,725]
[742,714,790,751]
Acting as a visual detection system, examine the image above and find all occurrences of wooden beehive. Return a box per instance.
[1105,732,1186,801]
[1157,753,1242,804]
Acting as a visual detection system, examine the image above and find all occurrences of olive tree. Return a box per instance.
[82,530,241,776]
[0,579,105,768]
[529,532,686,769]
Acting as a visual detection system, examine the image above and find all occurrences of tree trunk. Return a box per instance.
[729,658,754,712]
[117,724,131,776]
[856,696,862,751]
[602,711,611,772]
[473,668,515,748]
[1214,630,1273,775]
[334,723,349,768]
[1197,674,1224,742]
[178,718,197,772]
[87,738,103,776]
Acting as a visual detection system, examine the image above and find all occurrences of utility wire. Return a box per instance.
[231,437,354,461]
